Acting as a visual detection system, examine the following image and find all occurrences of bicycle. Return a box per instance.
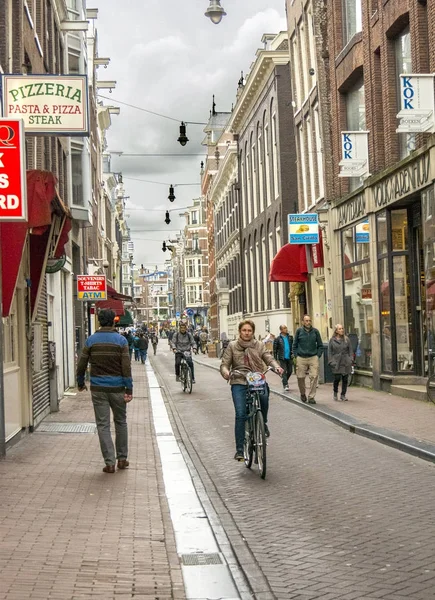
[179,351,193,394]
[427,348,435,403]
[231,366,280,480]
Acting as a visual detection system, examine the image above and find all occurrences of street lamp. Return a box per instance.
[168,185,175,202]
[205,0,227,24]
[177,122,189,146]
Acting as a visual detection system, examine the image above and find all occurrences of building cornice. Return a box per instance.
[228,43,289,133]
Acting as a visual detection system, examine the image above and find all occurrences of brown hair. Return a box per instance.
[238,319,255,333]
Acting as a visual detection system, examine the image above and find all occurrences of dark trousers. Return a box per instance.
[231,384,269,452]
[139,349,147,363]
[279,358,293,387]
[333,374,349,396]
[175,353,194,379]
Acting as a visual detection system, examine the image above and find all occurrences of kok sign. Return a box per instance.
[77,275,107,301]
[0,118,27,221]
[396,74,435,133]
[339,131,369,178]
[1,75,90,136]
[288,213,319,244]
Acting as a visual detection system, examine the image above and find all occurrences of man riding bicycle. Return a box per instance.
[171,321,197,384]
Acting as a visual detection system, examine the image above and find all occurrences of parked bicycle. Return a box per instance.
[427,348,435,403]
[231,365,280,480]
[180,351,193,394]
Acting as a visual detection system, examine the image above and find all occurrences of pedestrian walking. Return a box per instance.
[328,324,352,401]
[151,332,159,355]
[199,328,208,354]
[133,332,140,362]
[76,309,133,473]
[273,325,293,391]
[293,314,324,404]
[138,333,149,364]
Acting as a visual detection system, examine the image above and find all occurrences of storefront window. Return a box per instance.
[379,257,391,371]
[423,185,435,371]
[342,222,373,371]
[377,211,388,255]
[393,255,412,371]
[391,209,408,251]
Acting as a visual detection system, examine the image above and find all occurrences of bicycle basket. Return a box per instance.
[246,371,266,388]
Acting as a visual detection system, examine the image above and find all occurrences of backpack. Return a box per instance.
[172,331,194,346]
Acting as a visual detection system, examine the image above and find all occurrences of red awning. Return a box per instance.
[107,285,133,301]
[269,244,308,283]
[1,170,71,317]
[95,298,125,316]
[53,215,73,258]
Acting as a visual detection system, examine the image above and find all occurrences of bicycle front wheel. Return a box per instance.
[180,364,187,391]
[243,419,254,468]
[255,410,267,479]
[427,374,435,403]
[185,365,193,394]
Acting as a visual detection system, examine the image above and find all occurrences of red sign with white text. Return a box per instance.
[0,118,27,221]
[77,275,107,301]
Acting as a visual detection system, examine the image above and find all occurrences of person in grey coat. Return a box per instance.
[328,324,352,401]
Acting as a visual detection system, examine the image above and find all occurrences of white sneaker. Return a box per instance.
[284,386,289,391]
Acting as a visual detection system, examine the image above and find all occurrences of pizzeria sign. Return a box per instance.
[0,74,89,136]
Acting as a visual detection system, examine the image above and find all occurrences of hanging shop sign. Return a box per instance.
[355,219,370,243]
[46,255,67,274]
[0,75,89,136]
[338,131,369,178]
[77,275,107,300]
[288,213,319,244]
[0,118,27,221]
[396,74,435,134]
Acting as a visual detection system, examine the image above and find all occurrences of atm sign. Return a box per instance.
[0,119,27,221]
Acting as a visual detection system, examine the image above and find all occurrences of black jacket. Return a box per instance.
[273,334,294,361]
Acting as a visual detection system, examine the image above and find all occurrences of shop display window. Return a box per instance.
[342,222,373,371]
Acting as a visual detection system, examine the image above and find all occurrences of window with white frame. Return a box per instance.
[306,116,316,206]
[272,111,279,199]
[395,27,415,159]
[251,136,258,218]
[258,126,265,212]
[298,124,308,211]
[264,122,272,207]
[246,147,252,223]
[190,210,199,225]
[71,144,84,206]
[307,4,316,85]
[299,20,309,100]
[268,232,276,309]
[291,35,302,110]
[345,78,366,191]
[185,258,200,279]
[275,227,282,307]
[343,0,362,46]
[314,104,324,199]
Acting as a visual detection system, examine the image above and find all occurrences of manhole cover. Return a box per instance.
[181,553,223,566]
[36,422,97,434]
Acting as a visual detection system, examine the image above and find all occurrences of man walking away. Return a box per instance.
[151,332,159,355]
[273,325,293,391]
[138,333,149,364]
[76,309,133,473]
[293,314,323,404]
[199,328,208,354]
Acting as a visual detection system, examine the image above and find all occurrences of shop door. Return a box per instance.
[388,205,424,375]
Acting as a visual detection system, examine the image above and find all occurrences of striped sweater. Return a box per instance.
[76,327,133,393]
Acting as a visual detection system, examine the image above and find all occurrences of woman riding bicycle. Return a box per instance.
[220,319,283,461]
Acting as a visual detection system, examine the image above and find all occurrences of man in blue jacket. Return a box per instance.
[292,314,323,404]
[77,309,133,473]
[273,325,293,391]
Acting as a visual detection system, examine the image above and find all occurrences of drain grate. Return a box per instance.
[36,422,97,434]
[181,553,223,566]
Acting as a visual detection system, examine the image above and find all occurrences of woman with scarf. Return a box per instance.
[220,319,283,461]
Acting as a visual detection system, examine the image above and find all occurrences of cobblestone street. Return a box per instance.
[154,349,435,600]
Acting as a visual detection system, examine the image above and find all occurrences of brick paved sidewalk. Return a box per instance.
[0,363,185,600]
[195,355,435,453]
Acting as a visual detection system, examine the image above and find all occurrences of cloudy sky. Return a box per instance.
[91,0,287,270]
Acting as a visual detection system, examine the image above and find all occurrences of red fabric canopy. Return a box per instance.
[1,170,71,317]
[95,298,125,316]
[107,285,132,301]
[269,244,308,283]
[54,216,73,258]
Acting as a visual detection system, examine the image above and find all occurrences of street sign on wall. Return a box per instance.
[0,118,27,221]
[1,75,89,136]
[77,275,107,300]
[338,131,369,178]
[288,213,319,244]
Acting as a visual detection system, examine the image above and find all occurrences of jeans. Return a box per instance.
[279,358,293,387]
[139,349,147,363]
[134,348,140,361]
[91,391,128,466]
[175,353,194,379]
[333,374,349,397]
[231,384,269,452]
